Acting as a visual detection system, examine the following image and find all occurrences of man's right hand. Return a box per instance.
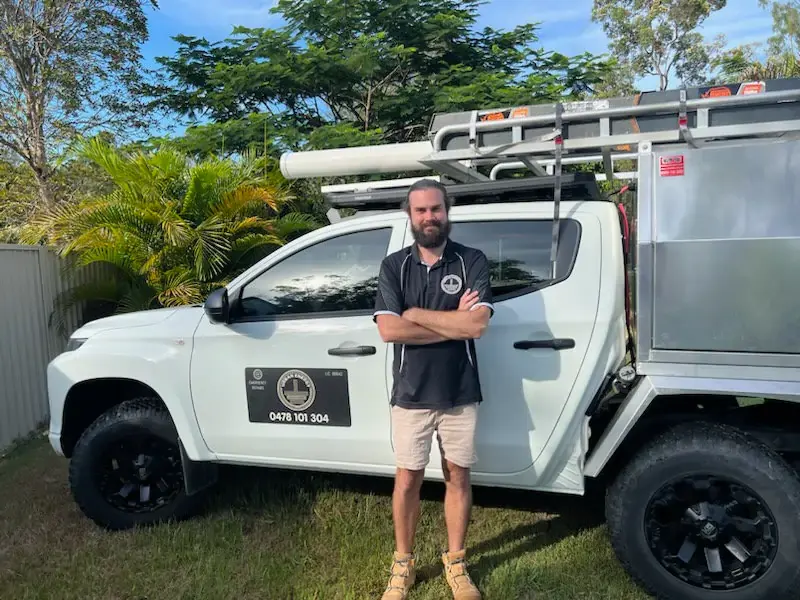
[458,288,479,311]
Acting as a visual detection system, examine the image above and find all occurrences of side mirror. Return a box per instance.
[204,287,229,323]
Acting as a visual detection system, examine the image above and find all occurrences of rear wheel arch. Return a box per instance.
[589,392,741,485]
[587,392,800,485]
[605,419,800,599]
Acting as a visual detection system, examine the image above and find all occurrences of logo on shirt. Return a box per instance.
[441,274,463,295]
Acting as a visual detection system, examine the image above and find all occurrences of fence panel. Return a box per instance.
[0,245,105,453]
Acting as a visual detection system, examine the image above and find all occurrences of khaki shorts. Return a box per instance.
[391,403,478,471]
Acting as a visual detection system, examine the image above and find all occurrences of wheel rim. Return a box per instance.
[644,475,778,590]
[94,433,184,514]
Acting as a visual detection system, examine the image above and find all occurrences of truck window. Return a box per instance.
[236,227,393,319]
[450,219,581,300]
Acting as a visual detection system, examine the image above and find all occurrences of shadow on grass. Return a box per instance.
[204,463,605,517]
[199,463,607,583]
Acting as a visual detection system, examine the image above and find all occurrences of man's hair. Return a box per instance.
[402,178,451,213]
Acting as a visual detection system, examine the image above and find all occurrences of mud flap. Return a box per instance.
[180,440,219,496]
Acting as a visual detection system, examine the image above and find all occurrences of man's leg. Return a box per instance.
[382,405,435,600]
[436,403,481,600]
[393,466,424,554]
[441,458,472,552]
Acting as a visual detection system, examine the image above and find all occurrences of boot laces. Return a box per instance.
[446,556,474,587]
[385,556,412,591]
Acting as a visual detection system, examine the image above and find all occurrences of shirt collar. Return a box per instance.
[411,238,457,266]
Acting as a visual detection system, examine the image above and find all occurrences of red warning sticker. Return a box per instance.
[659,155,685,176]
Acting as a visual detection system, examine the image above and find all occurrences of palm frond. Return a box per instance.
[182,160,234,220]
[39,140,317,315]
[193,216,232,280]
[231,233,287,254]
[117,282,159,313]
[48,279,129,338]
[159,201,195,247]
[216,185,290,219]
[72,245,139,277]
[156,267,204,307]
[229,216,280,235]
[270,212,321,240]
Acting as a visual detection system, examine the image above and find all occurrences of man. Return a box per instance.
[373,178,493,600]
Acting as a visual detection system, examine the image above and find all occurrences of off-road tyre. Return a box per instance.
[69,397,204,530]
[606,421,800,600]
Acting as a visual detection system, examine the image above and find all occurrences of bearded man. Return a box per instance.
[372,179,494,600]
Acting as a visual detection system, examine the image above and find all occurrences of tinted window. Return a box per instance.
[235,227,392,318]
[449,219,580,298]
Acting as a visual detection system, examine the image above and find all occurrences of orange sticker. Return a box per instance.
[480,112,505,121]
[702,87,732,98]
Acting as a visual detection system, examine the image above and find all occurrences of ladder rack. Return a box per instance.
[281,79,800,186]
[278,78,800,277]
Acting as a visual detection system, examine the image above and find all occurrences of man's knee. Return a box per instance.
[441,459,471,487]
[395,467,425,494]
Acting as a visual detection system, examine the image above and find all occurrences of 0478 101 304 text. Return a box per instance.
[244,367,351,426]
[268,411,331,424]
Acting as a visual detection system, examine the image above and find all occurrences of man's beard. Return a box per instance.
[411,218,451,248]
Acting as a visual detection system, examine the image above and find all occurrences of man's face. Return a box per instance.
[408,188,450,249]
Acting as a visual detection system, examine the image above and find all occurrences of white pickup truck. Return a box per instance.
[46,80,800,600]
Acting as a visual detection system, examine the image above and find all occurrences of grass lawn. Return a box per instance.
[0,435,649,600]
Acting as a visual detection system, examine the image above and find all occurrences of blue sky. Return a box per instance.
[140,0,776,136]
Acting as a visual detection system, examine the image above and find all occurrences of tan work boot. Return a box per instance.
[442,549,481,600]
[381,551,416,599]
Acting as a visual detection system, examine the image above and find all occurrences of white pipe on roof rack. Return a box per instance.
[321,176,440,195]
[596,171,636,181]
[280,140,433,179]
[489,153,637,179]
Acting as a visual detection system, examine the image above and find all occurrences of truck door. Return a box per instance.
[189,217,407,470]
[430,205,605,481]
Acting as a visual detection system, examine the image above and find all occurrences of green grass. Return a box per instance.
[0,436,649,600]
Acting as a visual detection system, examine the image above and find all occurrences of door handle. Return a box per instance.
[513,338,575,350]
[328,345,377,356]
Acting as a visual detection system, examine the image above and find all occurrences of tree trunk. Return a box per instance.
[32,168,54,208]
[27,110,53,209]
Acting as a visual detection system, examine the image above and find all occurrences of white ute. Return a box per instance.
[47,78,800,600]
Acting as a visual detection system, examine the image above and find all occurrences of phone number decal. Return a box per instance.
[268,411,330,424]
[245,367,352,427]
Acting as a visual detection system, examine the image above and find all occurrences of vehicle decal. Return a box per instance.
[245,367,352,426]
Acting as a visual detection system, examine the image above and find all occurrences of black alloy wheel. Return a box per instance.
[69,397,204,530]
[95,433,184,514]
[606,421,800,600]
[643,475,778,590]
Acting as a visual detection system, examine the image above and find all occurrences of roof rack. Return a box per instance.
[279,78,800,277]
[321,172,602,210]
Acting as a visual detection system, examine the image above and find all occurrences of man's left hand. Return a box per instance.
[458,288,479,311]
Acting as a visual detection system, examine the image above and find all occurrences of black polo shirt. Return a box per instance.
[373,238,494,410]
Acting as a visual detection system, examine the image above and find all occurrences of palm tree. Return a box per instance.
[19,137,320,329]
[714,45,800,81]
